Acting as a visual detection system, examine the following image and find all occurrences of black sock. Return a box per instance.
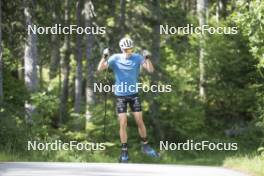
[141,137,148,144]
[121,143,128,151]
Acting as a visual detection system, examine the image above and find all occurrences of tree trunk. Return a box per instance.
[49,1,60,80]
[24,0,39,120]
[197,0,208,101]
[216,0,227,23]
[181,0,188,11]
[110,0,116,17]
[149,0,164,141]
[74,0,83,114]
[108,0,116,47]
[216,0,220,23]
[190,0,197,15]
[0,0,3,102]
[85,35,94,121]
[39,59,43,89]
[83,0,95,122]
[59,0,70,124]
[152,1,160,66]
[119,0,126,37]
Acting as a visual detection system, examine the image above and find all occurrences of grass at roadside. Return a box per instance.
[223,154,264,176]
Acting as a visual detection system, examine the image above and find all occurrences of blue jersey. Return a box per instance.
[107,53,145,96]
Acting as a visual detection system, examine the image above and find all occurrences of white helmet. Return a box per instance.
[119,37,134,50]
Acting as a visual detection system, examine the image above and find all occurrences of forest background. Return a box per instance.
[0,0,263,175]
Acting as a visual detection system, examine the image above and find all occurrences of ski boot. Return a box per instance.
[141,143,160,157]
[119,150,129,163]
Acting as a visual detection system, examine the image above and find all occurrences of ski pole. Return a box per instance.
[102,48,110,141]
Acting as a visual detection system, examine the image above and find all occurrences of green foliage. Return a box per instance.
[204,29,258,131]
[31,92,59,123]
[230,0,264,137]
[224,154,264,176]
[257,147,264,158]
[1,2,264,176]
[232,0,264,67]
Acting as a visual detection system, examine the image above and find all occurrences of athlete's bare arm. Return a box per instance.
[142,59,154,73]
[97,57,108,72]
[97,48,110,72]
[142,58,154,73]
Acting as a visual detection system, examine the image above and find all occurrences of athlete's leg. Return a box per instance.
[118,113,128,144]
[116,96,128,144]
[130,95,159,157]
[133,111,147,140]
[116,97,129,162]
[134,112,159,157]
[128,95,148,141]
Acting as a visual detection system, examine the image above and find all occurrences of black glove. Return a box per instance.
[142,50,151,59]
[103,48,110,59]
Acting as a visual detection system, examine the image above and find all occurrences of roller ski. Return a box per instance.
[141,143,160,158]
[119,150,129,163]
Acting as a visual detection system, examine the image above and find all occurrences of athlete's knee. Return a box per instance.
[120,122,127,130]
[119,114,127,129]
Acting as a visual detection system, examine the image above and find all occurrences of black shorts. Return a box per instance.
[116,94,142,114]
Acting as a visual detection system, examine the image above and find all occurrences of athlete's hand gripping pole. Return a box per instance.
[97,48,110,72]
[142,50,151,59]
[103,48,110,59]
[142,50,154,73]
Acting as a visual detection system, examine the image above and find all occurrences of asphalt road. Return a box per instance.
[0,162,249,176]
